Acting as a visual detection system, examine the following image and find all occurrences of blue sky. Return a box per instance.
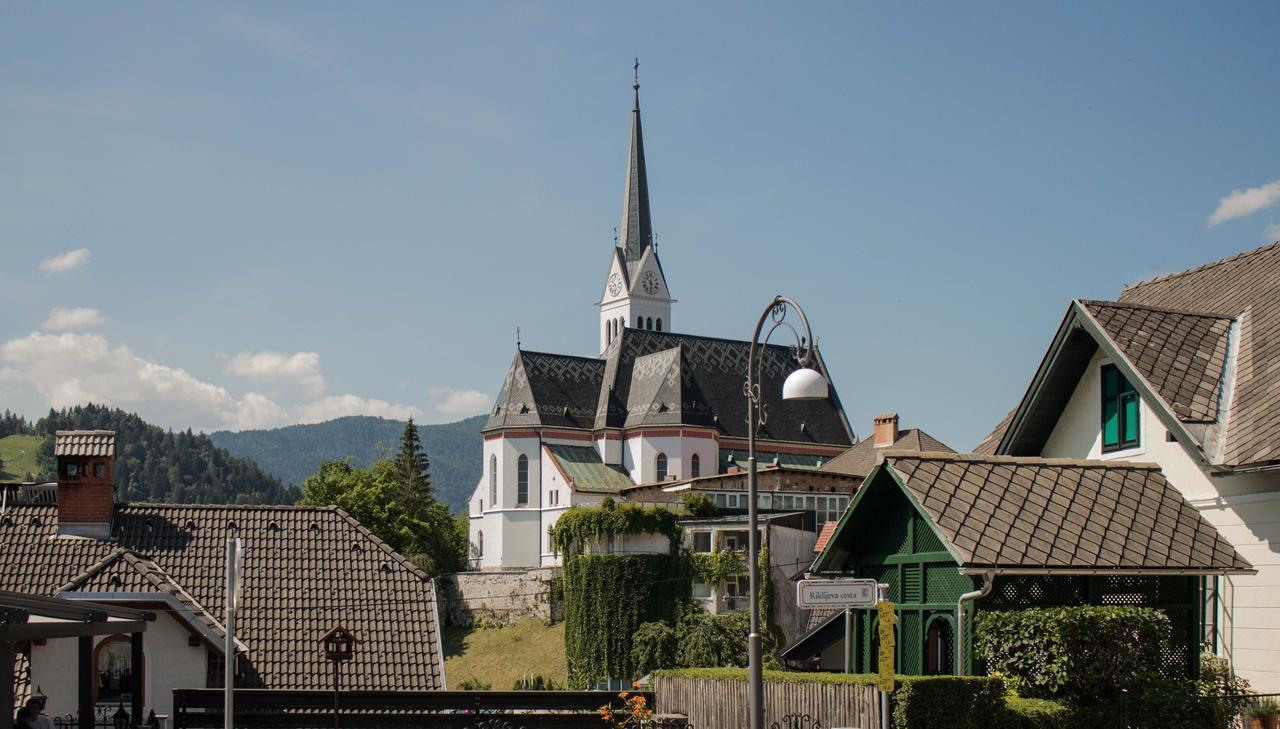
[2,2,1278,448]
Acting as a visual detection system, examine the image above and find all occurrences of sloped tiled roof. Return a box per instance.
[817,452,1251,573]
[1116,241,1280,465]
[890,452,1250,571]
[972,408,1014,455]
[813,521,838,554]
[54,430,115,457]
[545,444,635,494]
[1081,300,1233,422]
[0,503,444,690]
[819,428,954,478]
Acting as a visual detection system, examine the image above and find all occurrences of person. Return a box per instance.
[14,706,35,729]
[25,697,53,729]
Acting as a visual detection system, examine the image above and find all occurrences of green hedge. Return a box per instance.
[892,676,1008,729]
[996,697,1075,729]
[974,606,1171,703]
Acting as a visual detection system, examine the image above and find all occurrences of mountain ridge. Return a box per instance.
[210,415,484,512]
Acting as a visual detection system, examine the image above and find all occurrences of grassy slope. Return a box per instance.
[443,618,566,690]
[0,435,45,480]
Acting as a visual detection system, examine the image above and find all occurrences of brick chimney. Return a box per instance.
[55,430,116,538]
[872,413,899,448]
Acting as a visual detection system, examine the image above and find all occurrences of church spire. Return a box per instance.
[618,58,653,270]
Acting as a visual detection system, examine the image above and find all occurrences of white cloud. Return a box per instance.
[428,386,493,416]
[0,331,288,431]
[1266,222,1280,241]
[225,350,326,395]
[43,307,106,331]
[39,247,91,273]
[295,395,423,424]
[1208,180,1280,226]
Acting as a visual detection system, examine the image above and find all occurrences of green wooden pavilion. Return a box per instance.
[804,451,1252,676]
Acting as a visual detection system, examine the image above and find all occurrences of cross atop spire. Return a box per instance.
[618,60,652,270]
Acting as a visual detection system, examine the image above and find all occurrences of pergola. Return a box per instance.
[1,590,155,729]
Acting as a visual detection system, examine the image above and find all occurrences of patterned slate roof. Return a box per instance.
[545,444,635,494]
[0,503,444,690]
[1116,241,1280,465]
[1081,300,1233,422]
[819,428,954,478]
[485,350,606,430]
[484,329,853,448]
[883,452,1251,571]
[54,430,115,457]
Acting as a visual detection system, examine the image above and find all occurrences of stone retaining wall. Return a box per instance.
[439,567,563,627]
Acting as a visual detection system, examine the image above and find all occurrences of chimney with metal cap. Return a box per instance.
[55,430,116,538]
[872,413,899,448]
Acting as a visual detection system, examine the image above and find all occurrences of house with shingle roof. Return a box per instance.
[468,78,855,571]
[973,240,1280,690]
[2,431,445,720]
[799,451,1251,676]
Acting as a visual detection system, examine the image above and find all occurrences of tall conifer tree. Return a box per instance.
[395,417,432,504]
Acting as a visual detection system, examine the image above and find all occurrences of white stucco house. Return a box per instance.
[976,240,1280,691]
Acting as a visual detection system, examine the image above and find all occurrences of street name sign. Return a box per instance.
[796,578,878,608]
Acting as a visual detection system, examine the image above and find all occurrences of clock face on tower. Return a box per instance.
[607,273,623,297]
[640,271,661,295]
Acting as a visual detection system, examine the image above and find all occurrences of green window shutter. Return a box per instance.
[1101,364,1139,451]
[1103,397,1120,447]
[1122,391,1140,445]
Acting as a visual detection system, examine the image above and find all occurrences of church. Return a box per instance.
[467,76,856,569]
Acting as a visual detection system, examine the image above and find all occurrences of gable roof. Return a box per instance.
[0,503,445,691]
[1117,241,1280,465]
[485,329,854,448]
[978,242,1280,467]
[812,452,1252,574]
[545,444,636,494]
[819,428,954,478]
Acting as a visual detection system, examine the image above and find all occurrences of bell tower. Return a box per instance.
[599,61,673,353]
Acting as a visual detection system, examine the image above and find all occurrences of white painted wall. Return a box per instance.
[29,612,208,720]
[1041,348,1280,691]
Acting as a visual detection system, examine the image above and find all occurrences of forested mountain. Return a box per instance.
[29,404,297,504]
[211,415,484,512]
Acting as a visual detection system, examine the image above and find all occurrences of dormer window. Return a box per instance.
[1101,364,1140,452]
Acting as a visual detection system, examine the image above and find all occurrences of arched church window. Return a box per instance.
[656,452,668,481]
[489,455,497,506]
[646,317,653,330]
[517,454,529,505]
[605,322,611,344]
[477,531,484,557]
[690,453,700,478]
[656,318,662,332]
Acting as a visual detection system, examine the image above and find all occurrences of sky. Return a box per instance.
[2,2,1278,449]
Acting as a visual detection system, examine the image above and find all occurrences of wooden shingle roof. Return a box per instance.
[815,452,1252,574]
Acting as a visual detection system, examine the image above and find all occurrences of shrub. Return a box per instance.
[631,621,678,676]
[512,674,563,690]
[456,676,491,690]
[679,492,717,517]
[974,606,1171,704]
[891,676,1007,729]
[676,610,750,669]
[996,697,1075,729]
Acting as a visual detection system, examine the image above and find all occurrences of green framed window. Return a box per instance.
[1101,364,1140,451]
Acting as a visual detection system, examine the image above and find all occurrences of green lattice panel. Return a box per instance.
[900,611,922,674]
[904,564,922,604]
[925,564,973,605]
[982,575,1088,609]
[864,498,911,557]
[913,513,945,553]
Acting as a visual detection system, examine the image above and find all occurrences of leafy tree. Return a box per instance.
[301,457,466,576]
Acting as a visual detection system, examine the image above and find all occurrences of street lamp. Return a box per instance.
[745,295,828,729]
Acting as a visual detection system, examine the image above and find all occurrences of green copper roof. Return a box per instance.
[546,444,635,494]
[719,449,827,473]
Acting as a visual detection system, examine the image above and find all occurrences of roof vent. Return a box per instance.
[563,406,571,417]
[351,543,364,554]
[379,562,391,573]
[658,403,669,413]
[185,520,197,531]
[227,520,238,532]
[309,522,320,533]
[109,575,123,587]
[1,516,11,527]
[268,522,280,532]
[520,404,530,414]
[29,517,41,528]
[492,405,501,416]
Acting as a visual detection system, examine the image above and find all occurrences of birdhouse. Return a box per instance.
[320,626,358,662]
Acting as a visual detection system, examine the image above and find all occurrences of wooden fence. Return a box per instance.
[653,676,881,729]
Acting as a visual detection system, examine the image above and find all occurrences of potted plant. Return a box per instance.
[1249,698,1280,729]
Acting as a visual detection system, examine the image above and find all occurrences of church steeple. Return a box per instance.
[599,60,673,354]
[618,58,652,272]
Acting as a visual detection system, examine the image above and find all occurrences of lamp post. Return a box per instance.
[745,295,829,729]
